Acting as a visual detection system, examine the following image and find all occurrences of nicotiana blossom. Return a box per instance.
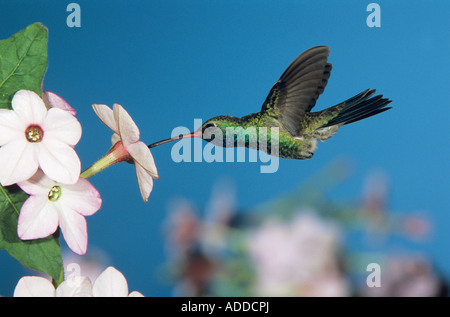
[82,103,158,203]
[0,89,81,185]
[17,169,102,255]
[14,266,143,297]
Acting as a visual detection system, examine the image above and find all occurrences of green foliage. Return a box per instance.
[0,23,63,286]
[0,22,47,108]
[0,186,63,285]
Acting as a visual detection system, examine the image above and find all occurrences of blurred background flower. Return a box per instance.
[161,160,447,297]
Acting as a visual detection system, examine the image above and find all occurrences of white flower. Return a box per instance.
[84,103,158,202]
[56,276,93,297]
[92,266,143,297]
[14,266,143,297]
[0,89,81,185]
[13,276,56,297]
[17,169,102,255]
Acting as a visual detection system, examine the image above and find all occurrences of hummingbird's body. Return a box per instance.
[199,113,315,159]
[149,46,392,159]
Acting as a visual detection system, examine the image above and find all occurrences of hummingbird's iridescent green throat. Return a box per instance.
[148,46,392,159]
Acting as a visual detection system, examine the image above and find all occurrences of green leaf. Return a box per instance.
[0,23,63,286]
[0,22,48,109]
[0,186,63,285]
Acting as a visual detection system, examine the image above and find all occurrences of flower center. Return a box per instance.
[25,125,44,143]
[48,185,62,201]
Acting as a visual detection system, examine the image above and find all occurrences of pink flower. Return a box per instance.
[248,212,348,296]
[17,169,102,255]
[83,103,158,202]
[0,90,81,185]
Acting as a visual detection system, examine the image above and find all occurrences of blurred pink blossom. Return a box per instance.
[248,212,349,296]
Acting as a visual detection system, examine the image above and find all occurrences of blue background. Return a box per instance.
[0,0,448,296]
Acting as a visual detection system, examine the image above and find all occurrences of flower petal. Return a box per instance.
[11,90,47,124]
[128,291,144,297]
[61,178,102,216]
[92,266,129,297]
[17,196,59,240]
[0,109,26,145]
[57,205,88,255]
[42,108,82,146]
[42,91,77,116]
[135,163,154,203]
[127,141,158,179]
[111,133,120,146]
[56,276,93,297]
[14,276,55,297]
[0,140,38,186]
[92,104,118,134]
[114,103,140,146]
[17,169,55,197]
[38,139,81,184]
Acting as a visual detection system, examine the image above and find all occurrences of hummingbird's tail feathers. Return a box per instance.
[322,89,392,128]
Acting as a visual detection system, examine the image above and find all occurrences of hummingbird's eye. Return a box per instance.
[203,123,216,130]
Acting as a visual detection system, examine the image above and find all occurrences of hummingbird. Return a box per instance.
[148,46,392,159]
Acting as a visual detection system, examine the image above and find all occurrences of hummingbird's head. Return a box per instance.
[201,118,218,132]
[201,116,238,145]
[201,116,231,130]
[201,116,222,135]
[147,116,238,149]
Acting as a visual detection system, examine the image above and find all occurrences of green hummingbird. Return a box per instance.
[148,46,392,159]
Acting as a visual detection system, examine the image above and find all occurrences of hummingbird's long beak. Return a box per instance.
[147,129,202,149]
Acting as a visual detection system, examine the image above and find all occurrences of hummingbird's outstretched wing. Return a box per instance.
[260,46,332,136]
